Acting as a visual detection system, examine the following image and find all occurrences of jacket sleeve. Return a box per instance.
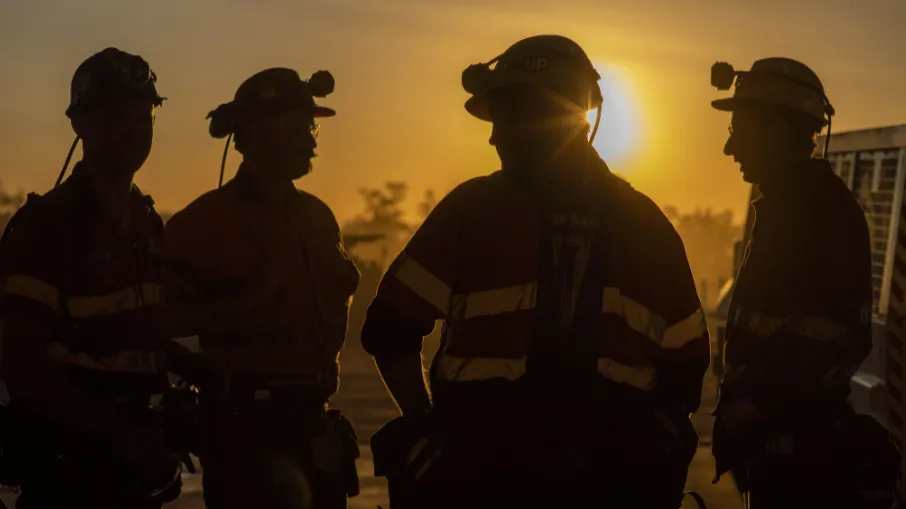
[650,225,712,414]
[0,204,65,322]
[361,186,463,356]
[161,208,216,305]
[303,197,361,362]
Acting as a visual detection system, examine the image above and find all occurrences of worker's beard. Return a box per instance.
[289,153,315,180]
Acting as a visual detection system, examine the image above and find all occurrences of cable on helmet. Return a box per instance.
[711,61,835,157]
[461,36,604,144]
[208,69,335,188]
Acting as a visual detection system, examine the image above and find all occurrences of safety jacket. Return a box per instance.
[717,159,873,419]
[162,165,359,396]
[0,164,169,399]
[367,156,711,413]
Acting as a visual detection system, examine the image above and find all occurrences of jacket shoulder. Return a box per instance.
[165,187,230,230]
[296,189,341,229]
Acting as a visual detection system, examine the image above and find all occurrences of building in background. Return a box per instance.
[820,124,906,430]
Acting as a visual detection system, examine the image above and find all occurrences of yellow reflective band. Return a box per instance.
[596,358,657,391]
[1,275,61,313]
[435,354,527,382]
[47,342,166,374]
[602,287,667,345]
[662,308,708,349]
[451,282,538,319]
[732,306,852,343]
[67,283,162,319]
[391,254,451,316]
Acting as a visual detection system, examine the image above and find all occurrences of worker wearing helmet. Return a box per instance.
[0,47,238,509]
[162,68,361,509]
[710,58,901,508]
[364,35,711,509]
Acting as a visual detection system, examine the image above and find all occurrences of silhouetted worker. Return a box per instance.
[0,47,228,509]
[162,68,361,509]
[363,35,711,509]
[710,58,901,508]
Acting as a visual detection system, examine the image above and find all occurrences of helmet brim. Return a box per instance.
[465,95,492,122]
[711,98,740,112]
[313,105,336,118]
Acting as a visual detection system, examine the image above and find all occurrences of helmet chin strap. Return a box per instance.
[56,135,81,187]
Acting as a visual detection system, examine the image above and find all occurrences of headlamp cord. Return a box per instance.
[590,104,602,144]
[218,132,233,189]
[56,136,81,187]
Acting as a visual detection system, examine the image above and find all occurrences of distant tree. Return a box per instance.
[664,206,742,309]
[416,189,438,221]
[0,181,26,238]
[342,181,415,269]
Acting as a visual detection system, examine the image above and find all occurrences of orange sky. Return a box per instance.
[3,0,906,226]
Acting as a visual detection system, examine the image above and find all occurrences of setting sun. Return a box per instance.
[587,63,643,169]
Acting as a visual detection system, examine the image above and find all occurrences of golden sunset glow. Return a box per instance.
[3,1,906,226]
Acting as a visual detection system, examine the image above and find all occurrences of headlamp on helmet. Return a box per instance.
[65,48,165,119]
[57,48,165,187]
[711,58,836,155]
[462,35,605,143]
[208,68,336,187]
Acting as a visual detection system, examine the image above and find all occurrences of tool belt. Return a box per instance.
[212,384,361,498]
[371,405,697,509]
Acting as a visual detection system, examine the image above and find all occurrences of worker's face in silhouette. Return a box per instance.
[488,85,588,171]
[724,106,810,185]
[242,108,318,181]
[72,100,155,174]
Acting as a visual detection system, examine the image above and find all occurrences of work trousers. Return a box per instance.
[200,398,348,509]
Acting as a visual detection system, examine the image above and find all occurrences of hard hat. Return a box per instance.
[65,47,165,119]
[462,35,603,122]
[207,68,335,139]
[710,57,834,125]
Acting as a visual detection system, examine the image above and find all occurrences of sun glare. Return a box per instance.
[587,63,642,168]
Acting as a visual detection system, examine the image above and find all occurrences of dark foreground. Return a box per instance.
[0,354,744,508]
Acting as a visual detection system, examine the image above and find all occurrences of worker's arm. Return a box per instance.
[0,213,166,465]
[159,273,281,339]
[360,187,463,416]
[649,219,711,415]
[724,204,873,421]
[362,297,434,416]
[300,195,361,364]
[1,310,141,438]
[160,205,283,340]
